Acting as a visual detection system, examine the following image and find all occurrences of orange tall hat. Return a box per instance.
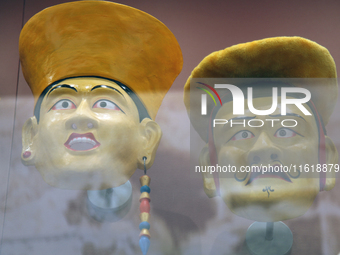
[19,0,183,119]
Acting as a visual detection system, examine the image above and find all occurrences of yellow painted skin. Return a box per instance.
[21,77,162,190]
[200,97,337,222]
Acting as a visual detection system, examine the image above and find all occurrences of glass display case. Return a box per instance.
[1,1,340,254]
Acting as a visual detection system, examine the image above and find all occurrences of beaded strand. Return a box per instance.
[139,158,151,255]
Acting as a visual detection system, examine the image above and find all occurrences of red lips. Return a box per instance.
[64,133,100,151]
[245,164,292,185]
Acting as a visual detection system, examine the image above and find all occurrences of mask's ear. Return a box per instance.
[199,144,218,198]
[21,116,38,166]
[137,118,162,170]
[324,135,338,191]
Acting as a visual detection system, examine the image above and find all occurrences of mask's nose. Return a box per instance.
[247,132,282,165]
[65,100,98,131]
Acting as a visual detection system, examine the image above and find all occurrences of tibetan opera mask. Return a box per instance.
[19,1,183,190]
[184,37,338,222]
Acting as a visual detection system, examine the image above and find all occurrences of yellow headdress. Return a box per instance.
[20,0,183,119]
[184,36,337,141]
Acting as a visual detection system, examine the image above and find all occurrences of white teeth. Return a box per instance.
[69,137,96,146]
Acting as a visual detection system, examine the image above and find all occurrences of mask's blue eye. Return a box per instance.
[93,99,120,111]
[231,130,254,141]
[274,128,296,138]
[51,99,76,110]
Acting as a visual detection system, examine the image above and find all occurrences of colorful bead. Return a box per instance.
[139,229,151,238]
[139,235,150,255]
[139,192,151,202]
[139,221,150,230]
[140,185,151,193]
[139,174,151,254]
[140,175,151,186]
[140,198,150,213]
[140,212,150,222]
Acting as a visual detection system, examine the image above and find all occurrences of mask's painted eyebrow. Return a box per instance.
[47,84,77,96]
[228,116,256,122]
[224,116,256,126]
[90,85,125,98]
[269,113,306,121]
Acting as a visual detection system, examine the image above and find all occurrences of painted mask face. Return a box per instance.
[22,77,162,190]
[204,96,336,222]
